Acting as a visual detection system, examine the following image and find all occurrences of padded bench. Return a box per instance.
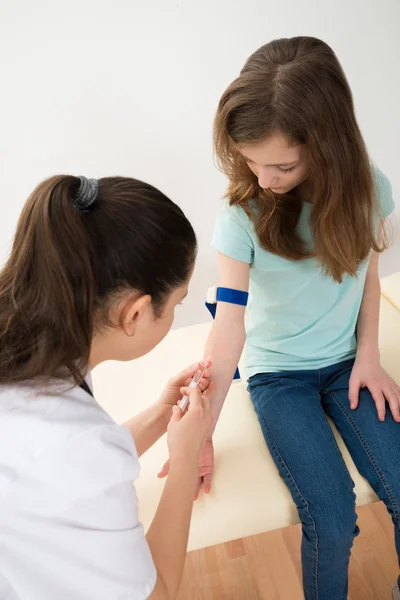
[92,273,400,551]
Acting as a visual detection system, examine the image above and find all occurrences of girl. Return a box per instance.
[0,175,212,600]
[200,37,399,599]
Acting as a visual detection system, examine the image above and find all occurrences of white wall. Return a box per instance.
[0,0,399,328]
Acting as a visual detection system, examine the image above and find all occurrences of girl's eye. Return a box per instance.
[279,166,296,173]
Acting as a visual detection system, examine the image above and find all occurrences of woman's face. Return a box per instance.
[238,131,309,194]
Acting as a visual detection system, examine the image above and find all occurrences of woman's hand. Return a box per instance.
[167,385,213,469]
[349,358,400,422]
[159,361,212,419]
[159,437,215,500]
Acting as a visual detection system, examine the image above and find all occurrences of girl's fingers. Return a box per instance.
[348,378,361,410]
[371,388,386,422]
[203,473,212,494]
[157,460,170,479]
[386,388,400,423]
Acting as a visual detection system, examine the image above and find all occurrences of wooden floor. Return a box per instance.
[178,502,399,600]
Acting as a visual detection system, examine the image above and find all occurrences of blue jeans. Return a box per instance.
[248,359,400,600]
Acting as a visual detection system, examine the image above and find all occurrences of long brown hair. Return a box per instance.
[214,36,385,282]
[0,176,196,385]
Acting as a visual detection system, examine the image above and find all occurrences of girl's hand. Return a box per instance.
[159,361,212,415]
[159,437,215,500]
[349,359,400,422]
[194,438,214,499]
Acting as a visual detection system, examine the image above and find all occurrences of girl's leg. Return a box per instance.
[322,360,400,591]
[248,372,359,600]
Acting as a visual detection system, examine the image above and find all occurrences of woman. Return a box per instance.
[194,37,399,599]
[0,175,212,599]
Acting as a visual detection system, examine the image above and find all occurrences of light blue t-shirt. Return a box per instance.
[212,167,395,377]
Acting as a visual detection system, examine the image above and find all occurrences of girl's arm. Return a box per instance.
[204,253,249,433]
[354,249,381,362]
[157,253,249,495]
[349,228,400,421]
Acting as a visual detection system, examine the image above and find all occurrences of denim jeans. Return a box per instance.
[248,359,400,600]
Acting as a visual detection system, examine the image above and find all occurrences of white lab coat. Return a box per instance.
[0,374,156,600]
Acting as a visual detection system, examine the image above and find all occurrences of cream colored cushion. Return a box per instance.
[381,272,400,312]
[92,292,400,551]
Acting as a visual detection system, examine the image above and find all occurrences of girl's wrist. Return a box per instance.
[355,344,380,363]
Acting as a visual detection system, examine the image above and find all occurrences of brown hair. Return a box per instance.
[214,36,385,281]
[0,176,196,385]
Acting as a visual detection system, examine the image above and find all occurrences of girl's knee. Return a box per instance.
[300,495,359,551]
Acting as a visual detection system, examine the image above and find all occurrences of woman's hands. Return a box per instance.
[158,361,212,422]
[167,385,213,471]
[158,361,214,496]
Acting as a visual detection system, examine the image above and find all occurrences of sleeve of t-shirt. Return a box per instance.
[373,166,395,220]
[212,201,255,264]
[1,425,156,600]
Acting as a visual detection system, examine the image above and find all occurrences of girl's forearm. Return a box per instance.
[356,252,380,360]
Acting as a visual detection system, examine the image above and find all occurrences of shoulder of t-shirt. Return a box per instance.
[371,164,395,219]
[217,198,256,228]
[212,198,257,265]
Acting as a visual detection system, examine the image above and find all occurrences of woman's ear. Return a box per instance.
[119,294,152,337]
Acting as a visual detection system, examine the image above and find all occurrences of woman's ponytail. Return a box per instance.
[0,176,97,383]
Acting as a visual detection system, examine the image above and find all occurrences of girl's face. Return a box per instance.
[238,131,309,195]
[91,279,191,367]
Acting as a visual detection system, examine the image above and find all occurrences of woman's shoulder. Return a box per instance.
[0,381,138,495]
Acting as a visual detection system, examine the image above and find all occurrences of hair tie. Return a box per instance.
[72,176,99,212]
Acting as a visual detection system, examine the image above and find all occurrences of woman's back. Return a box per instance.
[0,377,156,600]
